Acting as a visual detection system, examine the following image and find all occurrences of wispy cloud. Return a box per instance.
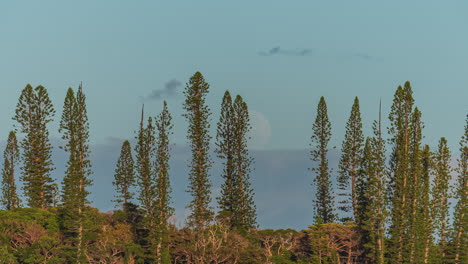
[353,52,374,60]
[258,46,313,57]
[144,79,182,101]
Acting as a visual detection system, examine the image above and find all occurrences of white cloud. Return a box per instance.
[248,110,272,150]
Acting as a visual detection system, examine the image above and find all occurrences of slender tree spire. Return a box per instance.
[183,71,213,229]
[216,92,257,229]
[387,81,415,263]
[1,131,21,210]
[153,101,174,264]
[421,145,433,264]
[59,84,92,263]
[13,84,55,209]
[113,140,135,205]
[407,107,425,263]
[338,96,364,222]
[357,118,388,264]
[310,96,335,223]
[431,137,452,263]
[135,107,156,215]
[232,95,257,229]
[216,91,236,221]
[452,114,467,264]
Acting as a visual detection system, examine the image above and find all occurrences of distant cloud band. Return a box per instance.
[258,46,312,57]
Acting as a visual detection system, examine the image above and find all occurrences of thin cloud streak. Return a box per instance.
[258,46,313,57]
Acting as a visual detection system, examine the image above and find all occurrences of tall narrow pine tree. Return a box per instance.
[59,84,92,263]
[432,137,452,263]
[420,145,433,264]
[183,72,213,229]
[358,119,387,264]
[1,131,21,210]
[216,91,236,222]
[13,84,55,209]
[310,96,335,223]
[113,140,135,206]
[154,101,174,264]
[338,97,364,222]
[387,82,414,263]
[135,105,156,216]
[232,95,256,229]
[407,108,425,263]
[451,115,467,264]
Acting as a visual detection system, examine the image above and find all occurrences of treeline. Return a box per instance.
[0,72,466,264]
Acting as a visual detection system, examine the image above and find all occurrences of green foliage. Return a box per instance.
[216,91,236,223]
[419,145,434,264]
[0,245,17,263]
[216,91,257,230]
[58,84,92,262]
[387,81,415,263]
[182,71,214,229]
[355,122,386,263]
[135,105,156,216]
[432,137,452,263]
[307,223,361,264]
[2,77,467,264]
[406,107,427,263]
[13,84,56,209]
[153,100,174,264]
[113,140,135,205]
[1,131,21,210]
[451,114,467,264]
[338,97,364,222]
[310,96,336,224]
[231,95,257,229]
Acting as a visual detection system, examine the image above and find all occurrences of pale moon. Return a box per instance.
[248,110,272,150]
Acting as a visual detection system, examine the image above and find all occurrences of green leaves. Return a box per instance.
[113,140,135,205]
[451,115,468,264]
[13,84,55,209]
[183,72,214,230]
[1,131,21,210]
[310,96,335,224]
[216,91,257,230]
[58,83,92,262]
[337,97,364,222]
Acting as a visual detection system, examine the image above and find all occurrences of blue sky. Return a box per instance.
[0,1,467,229]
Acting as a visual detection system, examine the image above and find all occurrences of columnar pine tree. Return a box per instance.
[113,140,135,205]
[310,96,335,224]
[231,95,256,229]
[432,137,452,263]
[59,84,92,263]
[356,137,372,232]
[451,115,467,264]
[216,91,236,222]
[135,105,158,261]
[407,108,425,263]
[420,145,433,264]
[216,92,257,230]
[153,101,174,264]
[358,119,387,264]
[135,105,156,215]
[387,82,414,263]
[182,72,213,229]
[13,84,55,209]
[1,131,21,210]
[338,97,364,222]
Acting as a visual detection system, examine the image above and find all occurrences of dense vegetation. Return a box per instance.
[0,72,466,264]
